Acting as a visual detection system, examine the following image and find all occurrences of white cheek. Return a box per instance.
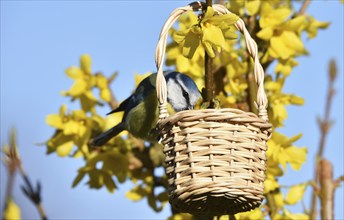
[167,80,186,111]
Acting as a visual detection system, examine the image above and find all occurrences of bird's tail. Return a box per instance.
[91,123,125,146]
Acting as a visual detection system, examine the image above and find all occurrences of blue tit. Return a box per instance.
[91,71,201,146]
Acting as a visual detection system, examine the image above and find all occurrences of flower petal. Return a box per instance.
[245,0,260,15]
[257,27,273,41]
[285,183,307,205]
[56,140,74,157]
[65,67,83,79]
[80,54,92,74]
[46,114,63,129]
[68,79,87,96]
[183,31,200,59]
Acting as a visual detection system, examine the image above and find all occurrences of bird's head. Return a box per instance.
[165,71,201,112]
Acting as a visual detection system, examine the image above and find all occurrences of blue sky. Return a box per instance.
[1,1,343,219]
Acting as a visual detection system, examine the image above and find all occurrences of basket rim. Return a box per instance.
[157,107,272,130]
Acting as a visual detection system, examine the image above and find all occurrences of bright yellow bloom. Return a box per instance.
[3,199,21,220]
[46,105,105,157]
[73,147,129,193]
[265,76,304,127]
[166,41,204,88]
[62,54,99,112]
[267,132,307,171]
[172,7,238,59]
[305,16,330,39]
[275,58,299,76]
[257,3,307,60]
[274,190,285,208]
[62,54,112,112]
[245,0,260,15]
[285,183,307,205]
[95,74,111,102]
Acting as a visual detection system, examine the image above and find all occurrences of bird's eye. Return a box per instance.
[182,91,189,98]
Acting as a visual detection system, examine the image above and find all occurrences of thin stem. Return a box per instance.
[3,171,16,213]
[248,15,256,36]
[204,53,215,106]
[319,159,334,220]
[203,0,215,108]
[334,176,344,187]
[298,0,311,15]
[309,60,336,219]
[37,203,48,220]
[2,129,20,216]
[19,165,48,220]
[318,92,334,157]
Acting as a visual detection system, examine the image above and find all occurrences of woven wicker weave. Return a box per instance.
[155,2,272,215]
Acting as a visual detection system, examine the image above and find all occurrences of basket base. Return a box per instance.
[171,192,262,216]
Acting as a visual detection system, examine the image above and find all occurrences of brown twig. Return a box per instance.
[248,15,256,36]
[37,203,48,220]
[334,176,344,187]
[309,59,337,219]
[3,169,17,219]
[2,128,48,220]
[2,128,21,217]
[3,171,16,209]
[202,0,216,109]
[298,0,311,15]
[19,165,48,220]
[319,159,334,220]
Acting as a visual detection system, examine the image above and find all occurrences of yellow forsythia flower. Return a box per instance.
[3,199,21,220]
[172,7,238,59]
[267,132,307,171]
[285,183,308,205]
[46,105,106,157]
[257,3,307,60]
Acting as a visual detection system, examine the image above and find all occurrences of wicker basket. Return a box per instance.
[155,2,272,216]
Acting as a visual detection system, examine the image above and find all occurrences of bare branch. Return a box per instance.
[319,159,334,220]
[298,0,311,15]
[309,59,337,219]
[203,0,216,109]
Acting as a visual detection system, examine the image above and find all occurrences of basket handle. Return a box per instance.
[155,1,268,122]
